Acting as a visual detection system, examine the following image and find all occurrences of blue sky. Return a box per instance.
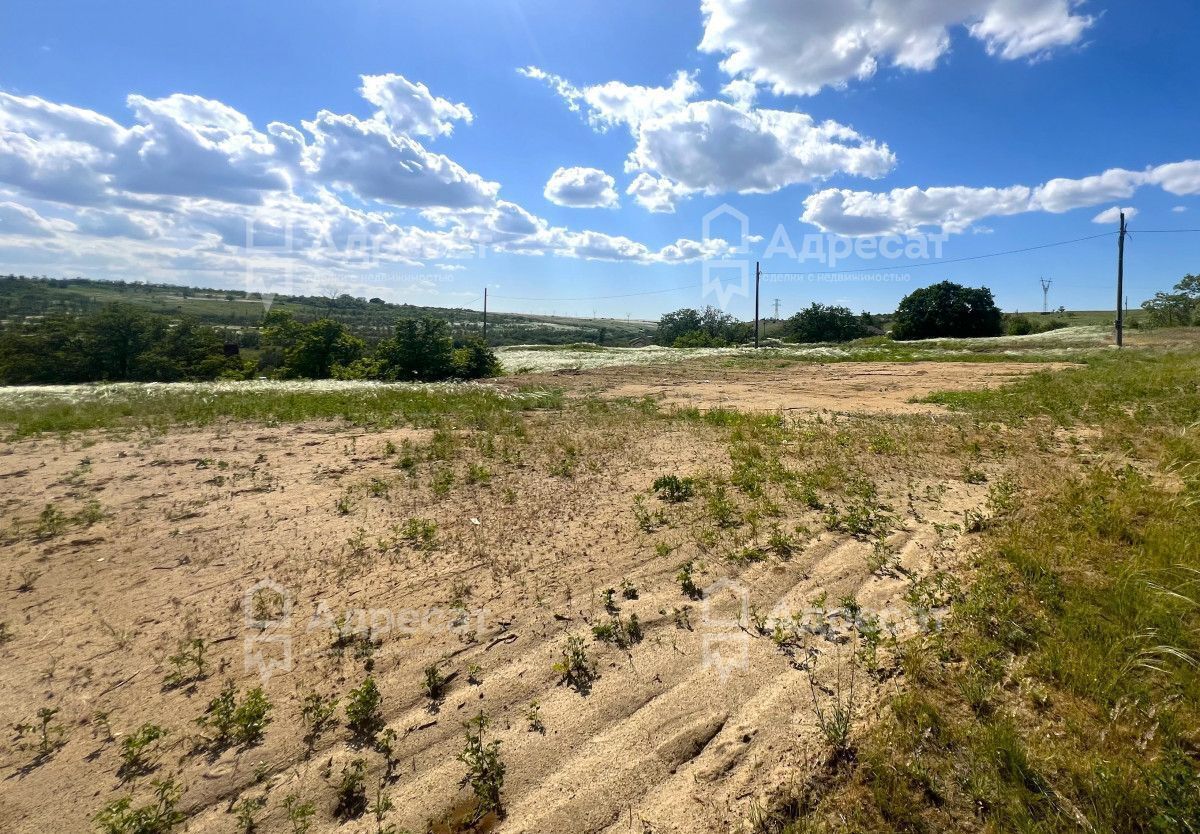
[0,0,1197,319]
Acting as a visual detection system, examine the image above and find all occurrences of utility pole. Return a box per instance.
[1116,212,1126,347]
[482,287,488,343]
[754,262,761,348]
[1040,277,1052,314]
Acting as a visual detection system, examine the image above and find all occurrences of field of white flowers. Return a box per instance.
[0,327,1115,403]
[496,326,1113,373]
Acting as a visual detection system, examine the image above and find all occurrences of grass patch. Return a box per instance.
[786,350,1200,833]
[922,350,1200,431]
[0,382,563,438]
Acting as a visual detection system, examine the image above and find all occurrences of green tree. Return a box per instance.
[656,308,703,345]
[377,317,455,381]
[0,313,90,383]
[0,305,231,384]
[1141,273,1199,328]
[784,303,869,343]
[452,339,502,379]
[656,306,751,347]
[284,318,364,379]
[135,318,228,381]
[891,281,1003,341]
[87,305,157,380]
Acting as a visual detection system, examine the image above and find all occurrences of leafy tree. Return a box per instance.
[785,303,869,343]
[891,281,1003,341]
[656,308,704,345]
[284,318,364,379]
[452,339,502,379]
[672,330,726,348]
[1006,314,1035,336]
[376,317,456,381]
[0,313,91,383]
[135,319,227,381]
[656,306,751,347]
[260,308,303,348]
[87,305,159,380]
[1141,273,1198,328]
[0,304,238,384]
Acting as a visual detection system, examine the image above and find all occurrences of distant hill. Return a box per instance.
[0,275,656,347]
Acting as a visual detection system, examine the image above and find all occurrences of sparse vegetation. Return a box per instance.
[163,638,207,689]
[524,701,545,734]
[283,794,316,834]
[652,474,695,502]
[2,304,1197,833]
[333,758,369,821]
[231,796,267,833]
[458,713,506,822]
[300,692,339,749]
[345,676,384,741]
[676,560,702,599]
[94,779,185,834]
[196,682,272,751]
[553,634,597,695]
[423,662,448,703]
[118,723,168,780]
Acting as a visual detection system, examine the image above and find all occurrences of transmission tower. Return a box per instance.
[1040,277,1052,314]
[772,298,781,320]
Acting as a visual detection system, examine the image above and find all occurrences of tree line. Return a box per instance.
[655,281,1006,346]
[653,273,1200,346]
[1141,274,1199,327]
[0,304,500,385]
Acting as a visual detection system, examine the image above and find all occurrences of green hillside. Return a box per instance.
[0,275,657,347]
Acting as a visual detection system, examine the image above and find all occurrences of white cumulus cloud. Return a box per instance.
[1091,205,1136,224]
[301,110,499,209]
[625,173,689,214]
[358,73,473,138]
[524,67,894,211]
[0,76,733,284]
[543,166,619,208]
[801,160,1200,235]
[699,0,1096,96]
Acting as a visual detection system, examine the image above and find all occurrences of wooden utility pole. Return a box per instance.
[482,287,488,343]
[1116,212,1126,347]
[754,261,761,348]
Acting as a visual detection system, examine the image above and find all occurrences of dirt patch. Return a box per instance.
[0,402,994,833]
[497,360,1065,414]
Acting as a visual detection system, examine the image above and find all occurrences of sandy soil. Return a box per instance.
[0,369,999,833]
[497,360,1063,414]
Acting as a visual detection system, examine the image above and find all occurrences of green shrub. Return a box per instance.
[196,683,272,750]
[785,303,870,343]
[345,676,384,741]
[892,281,1003,340]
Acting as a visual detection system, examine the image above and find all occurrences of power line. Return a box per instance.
[448,228,1199,309]
[490,284,695,302]
[759,231,1115,276]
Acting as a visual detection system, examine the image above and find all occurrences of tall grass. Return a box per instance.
[0,382,562,438]
[924,350,1200,430]
[787,350,1200,833]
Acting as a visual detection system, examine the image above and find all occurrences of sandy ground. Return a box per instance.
[497,360,1063,414]
[0,363,1012,833]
